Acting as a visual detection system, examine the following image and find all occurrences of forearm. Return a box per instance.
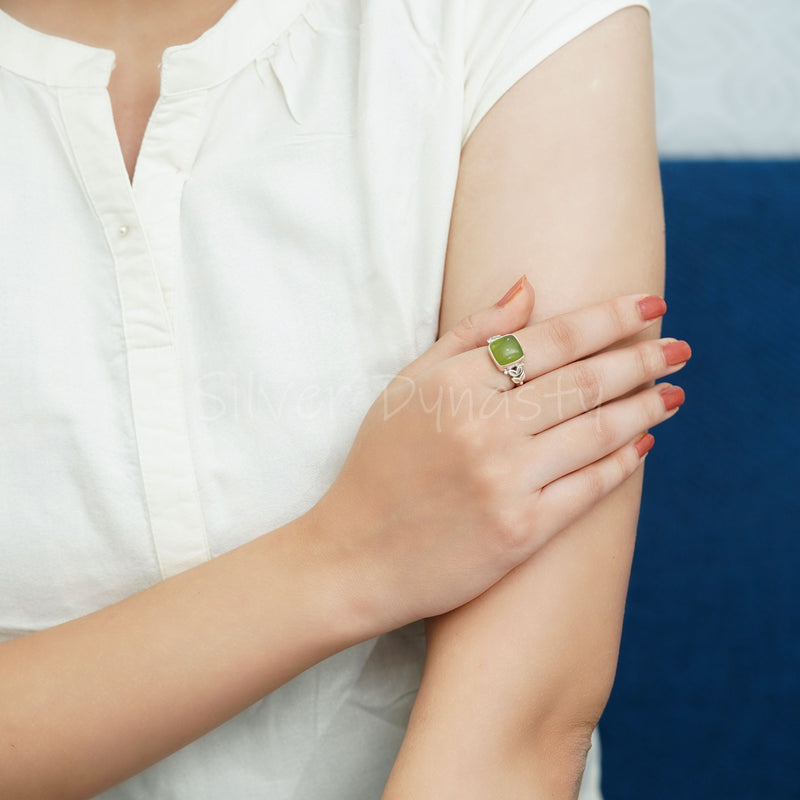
[0,511,367,800]
[0,291,672,800]
[384,477,642,799]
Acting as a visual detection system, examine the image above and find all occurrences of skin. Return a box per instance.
[0,3,680,798]
[0,0,238,180]
[384,8,665,797]
[0,291,683,799]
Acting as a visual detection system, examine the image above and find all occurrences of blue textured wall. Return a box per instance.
[601,161,800,799]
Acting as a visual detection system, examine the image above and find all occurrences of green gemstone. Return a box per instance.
[489,335,523,367]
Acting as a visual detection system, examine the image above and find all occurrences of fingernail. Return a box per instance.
[663,340,692,366]
[496,276,527,308]
[660,385,685,411]
[638,295,667,321]
[635,432,655,458]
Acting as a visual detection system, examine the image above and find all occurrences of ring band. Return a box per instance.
[487,334,526,386]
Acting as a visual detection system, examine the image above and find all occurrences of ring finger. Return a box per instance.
[483,293,668,391]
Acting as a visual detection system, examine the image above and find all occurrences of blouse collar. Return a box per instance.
[0,0,311,93]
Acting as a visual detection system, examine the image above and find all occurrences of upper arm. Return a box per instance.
[441,6,663,330]
[385,7,663,796]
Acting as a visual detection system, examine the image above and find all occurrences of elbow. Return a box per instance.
[543,640,621,734]
[483,717,597,800]
[507,672,617,798]
[524,718,598,800]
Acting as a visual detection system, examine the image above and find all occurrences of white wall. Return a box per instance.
[651,0,800,157]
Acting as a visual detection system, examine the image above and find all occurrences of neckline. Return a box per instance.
[0,6,114,88]
[0,0,311,93]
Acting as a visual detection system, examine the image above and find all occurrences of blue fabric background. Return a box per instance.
[601,161,800,799]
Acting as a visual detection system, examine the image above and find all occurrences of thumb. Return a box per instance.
[403,276,534,378]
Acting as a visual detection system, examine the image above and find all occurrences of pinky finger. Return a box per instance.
[533,433,654,543]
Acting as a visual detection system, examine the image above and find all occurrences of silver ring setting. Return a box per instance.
[487,334,526,386]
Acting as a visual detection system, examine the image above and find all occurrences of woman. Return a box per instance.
[0,0,685,797]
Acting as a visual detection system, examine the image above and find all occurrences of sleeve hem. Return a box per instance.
[462,0,650,146]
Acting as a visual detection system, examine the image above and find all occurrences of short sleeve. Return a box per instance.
[461,0,650,144]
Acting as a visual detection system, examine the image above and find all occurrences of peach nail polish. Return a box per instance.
[660,385,685,411]
[638,295,667,321]
[663,340,692,366]
[497,276,526,307]
[635,432,655,458]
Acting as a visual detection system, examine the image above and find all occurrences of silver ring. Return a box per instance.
[487,334,526,386]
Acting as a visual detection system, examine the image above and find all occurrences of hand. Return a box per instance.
[315,277,689,632]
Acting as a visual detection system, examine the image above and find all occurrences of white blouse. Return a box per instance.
[0,0,647,797]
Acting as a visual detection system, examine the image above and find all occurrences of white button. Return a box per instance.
[118,225,130,237]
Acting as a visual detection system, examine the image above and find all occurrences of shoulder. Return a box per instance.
[349,0,649,142]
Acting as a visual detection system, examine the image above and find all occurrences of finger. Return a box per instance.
[511,337,692,434]
[528,382,685,488]
[527,432,655,549]
[401,276,535,380]
[480,293,667,391]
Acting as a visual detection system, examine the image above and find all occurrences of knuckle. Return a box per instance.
[546,316,581,361]
[592,414,618,451]
[649,387,669,420]
[608,296,629,338]
[635,341,661,378]
[614,446,638,483]
[450,313,479,348]
[468,455,507,503]
[586,448,634,503]
[487,505,528,554]
[583,463,608,503]
[461,456,528,553]
[467,459,494,497]
[449,417,484,461]
[571,362,603,409]
[436,360,465,391]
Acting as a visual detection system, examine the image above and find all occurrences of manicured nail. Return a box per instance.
[638,295,667,321]
[663,340,692,366]
[635,432,655,458]
[496,276,527,308]
[660,385,685,411]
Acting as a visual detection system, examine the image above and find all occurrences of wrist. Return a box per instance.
[299,495,394,648]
